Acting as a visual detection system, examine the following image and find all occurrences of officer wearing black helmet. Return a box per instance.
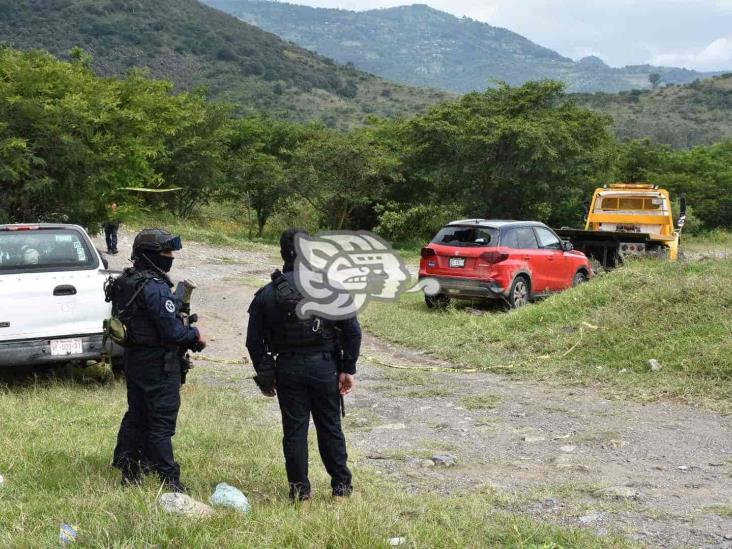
[110,228,206,493]
[246,228,362,502]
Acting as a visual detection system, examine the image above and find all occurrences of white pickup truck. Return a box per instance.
[0,223,122,369]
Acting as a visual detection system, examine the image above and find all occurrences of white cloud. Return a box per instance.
[651,37,732,70]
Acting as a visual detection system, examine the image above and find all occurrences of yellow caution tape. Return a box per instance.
[120,187,183,193]
[363,354,480,373]
[191,354,249,365]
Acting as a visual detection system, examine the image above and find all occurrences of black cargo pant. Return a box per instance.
[104,222,119,252]
[113,349,181,484]
[276,351,352,500]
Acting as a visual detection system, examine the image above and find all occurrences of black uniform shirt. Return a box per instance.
[246,269,362,374]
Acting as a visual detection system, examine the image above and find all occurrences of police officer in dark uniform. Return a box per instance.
[110,228,206,493]
[246,228,362,502]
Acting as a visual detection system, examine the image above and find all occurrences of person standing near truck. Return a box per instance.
[110,228,206,493]
[246,228,362,502]
[104,202,121,255]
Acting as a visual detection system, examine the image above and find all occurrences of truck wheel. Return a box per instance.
[573,271,588,287]
[507,276,530,309]
[425,293,450,309]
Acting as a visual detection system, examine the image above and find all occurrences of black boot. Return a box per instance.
[163,478,188,494]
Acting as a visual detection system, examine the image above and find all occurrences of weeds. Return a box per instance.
[0,373,626,547]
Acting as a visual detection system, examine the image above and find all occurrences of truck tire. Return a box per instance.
[507,276,530,309]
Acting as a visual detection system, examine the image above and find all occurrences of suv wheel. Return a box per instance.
[425,293,450,309]
[572,271,588,287]
[507,276,529,309]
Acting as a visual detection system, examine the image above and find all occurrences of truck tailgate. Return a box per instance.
[0,270,110,340]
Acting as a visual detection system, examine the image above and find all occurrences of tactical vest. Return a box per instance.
[268,270,336,353]
[105,268,162,347]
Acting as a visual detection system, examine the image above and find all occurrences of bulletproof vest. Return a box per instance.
[108,268,162,347]
[267,269,335,352]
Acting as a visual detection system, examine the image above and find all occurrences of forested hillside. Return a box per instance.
[0,0,448,129]
[205,0,711,94]
[576,74,732,148]
[4,48,731,241]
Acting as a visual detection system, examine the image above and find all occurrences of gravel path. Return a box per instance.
[98,230,732,548]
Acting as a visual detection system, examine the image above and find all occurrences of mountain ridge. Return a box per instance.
[0,0,449,129]
[204,0,714,93]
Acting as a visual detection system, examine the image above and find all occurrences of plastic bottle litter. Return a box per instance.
[59,524,78,545]
[209,483,251,513]
[0,473,5,487]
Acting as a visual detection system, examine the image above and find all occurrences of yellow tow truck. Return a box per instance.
[556,183,686,268]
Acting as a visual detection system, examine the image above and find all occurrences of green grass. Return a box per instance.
[704,505,732,518]
[461,393,503,410]
[683,230,732,255]
[125,206,281,256]
[0,373,628,548]
[363,258,732,413]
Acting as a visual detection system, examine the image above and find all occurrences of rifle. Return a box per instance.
[174,279,199,384]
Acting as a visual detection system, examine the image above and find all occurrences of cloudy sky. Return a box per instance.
[281,0,732,71]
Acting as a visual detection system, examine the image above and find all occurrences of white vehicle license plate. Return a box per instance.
[50,338,83,356]
[449,257,466,268]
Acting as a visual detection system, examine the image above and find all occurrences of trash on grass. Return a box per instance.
[59,524,78,545]
[209,483,251,514]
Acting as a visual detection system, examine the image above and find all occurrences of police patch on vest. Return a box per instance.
[165,299,175,313]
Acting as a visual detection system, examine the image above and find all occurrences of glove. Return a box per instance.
[254,354,276,396]
[254,373,276,395]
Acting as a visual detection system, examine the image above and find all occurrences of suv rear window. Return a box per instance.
[432,226,499,247]
[0,228,98,272]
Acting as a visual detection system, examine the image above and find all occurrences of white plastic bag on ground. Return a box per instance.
[59,524,78,545]
[209,482,251,513]
[159,493,215,518]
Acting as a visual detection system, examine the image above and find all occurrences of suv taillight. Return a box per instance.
[421,247,436,259]
[479,251,508,264]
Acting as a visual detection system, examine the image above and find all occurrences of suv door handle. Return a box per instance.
[53,285,77,296]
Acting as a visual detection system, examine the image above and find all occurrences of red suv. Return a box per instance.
[419,220,593,309]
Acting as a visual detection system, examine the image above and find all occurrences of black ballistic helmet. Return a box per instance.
[280,228,309,264]
[132,228,182,260]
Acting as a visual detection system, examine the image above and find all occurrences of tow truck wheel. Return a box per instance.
[425,293,450,309]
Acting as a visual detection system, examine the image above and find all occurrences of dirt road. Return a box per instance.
[99,230,732,548]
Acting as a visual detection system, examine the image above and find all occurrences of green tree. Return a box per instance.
[288,126,402,229]
[402,81,616,226]
[649,73,661,89]
[226,116,305,236]
[0,48,232,225]
[615,139,671,182]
